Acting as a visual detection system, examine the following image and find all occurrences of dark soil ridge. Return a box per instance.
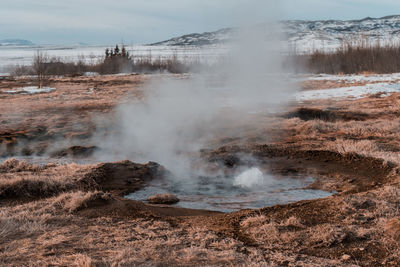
[79,160,165,195]
[0,160,165,202]
[285,107,374,122]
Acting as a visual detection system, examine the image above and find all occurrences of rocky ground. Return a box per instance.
[1,74,400,266]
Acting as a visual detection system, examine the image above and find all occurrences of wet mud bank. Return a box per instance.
[205,144,396,194]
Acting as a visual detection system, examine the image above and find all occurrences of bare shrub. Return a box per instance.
[11,46,204,77]
[292,37,400,74]
[33,51,49,88]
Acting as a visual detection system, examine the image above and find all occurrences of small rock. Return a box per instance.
[148,194,180,205]
[341,254,351,261]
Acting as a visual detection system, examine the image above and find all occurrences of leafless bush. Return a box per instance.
[11,53,202,77]
[292,38,400,74]
[11,64,33,76]
[33,51,50,88]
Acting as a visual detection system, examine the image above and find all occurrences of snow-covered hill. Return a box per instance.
[151,28,234,46]
[0,39,34,46]
[152,15,400,52]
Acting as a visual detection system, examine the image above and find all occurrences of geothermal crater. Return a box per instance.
[127,165,333,212]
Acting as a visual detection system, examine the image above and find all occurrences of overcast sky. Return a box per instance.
[2,0,400,45]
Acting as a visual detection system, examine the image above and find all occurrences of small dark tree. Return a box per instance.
[121,46,129,58]
[114,45,120,55]
[33,51,49,88]
[99,44,132,74]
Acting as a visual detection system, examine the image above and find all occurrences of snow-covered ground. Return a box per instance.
[297,74,400,101]
[305,73,400,83]
[297,83,400,101]
[5,86,56,94]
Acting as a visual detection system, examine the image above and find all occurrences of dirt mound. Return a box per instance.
[0,159,164,201]
[77,196,219,219]
[51,145,98,158]
[79,160,165,195]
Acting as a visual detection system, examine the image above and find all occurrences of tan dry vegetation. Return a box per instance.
[0,159,162,201]
[1,74,400,265]
[278,93,400,167]
[0,190,355,266]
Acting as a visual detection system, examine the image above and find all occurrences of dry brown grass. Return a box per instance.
[0,193,263,266]
[0,160,92,199]
[238,184,400,265]
[326,139,400,165]
[2,74,400,266]
[385,218,400,243]
[282,95,400,167]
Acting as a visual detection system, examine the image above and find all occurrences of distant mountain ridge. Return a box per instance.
[151,15,400,52]
[0,39,34,46]
[151,28,234,46]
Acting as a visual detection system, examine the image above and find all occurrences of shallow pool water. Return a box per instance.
[126,168,333,212]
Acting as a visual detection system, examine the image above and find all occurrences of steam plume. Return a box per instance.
[93,2,296,178]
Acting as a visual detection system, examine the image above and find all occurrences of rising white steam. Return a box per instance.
[93,1,296,178]
[233,167,265,188]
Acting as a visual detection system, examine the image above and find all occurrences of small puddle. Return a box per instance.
[126,167,333,212]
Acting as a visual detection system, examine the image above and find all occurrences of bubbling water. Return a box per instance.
[233,167,265,188]
[127,167,333,212]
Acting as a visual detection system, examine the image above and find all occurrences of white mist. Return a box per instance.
[93,1,297,179]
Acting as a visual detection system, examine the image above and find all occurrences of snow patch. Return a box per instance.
[306,73,400,83]
[83,72,99,77]
[5,86,56,95]
[297,82,400,101]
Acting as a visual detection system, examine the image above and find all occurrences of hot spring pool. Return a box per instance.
[126,167,333,212]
